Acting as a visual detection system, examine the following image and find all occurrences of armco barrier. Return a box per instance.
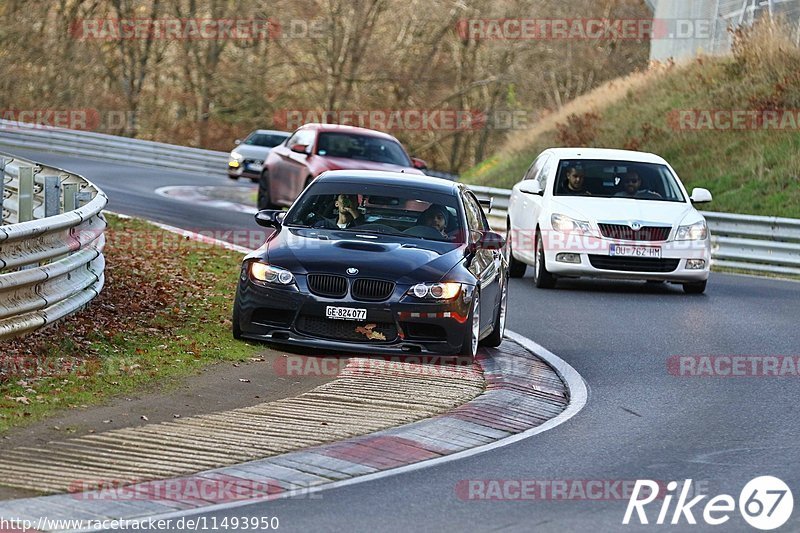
[0,151,107,340]
[0,119,226,175]
[0,120,458,180]
[703,211,800,276]
[0,122,796,276]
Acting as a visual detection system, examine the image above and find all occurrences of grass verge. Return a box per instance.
[0,214,260,434]
[463,20,800,219]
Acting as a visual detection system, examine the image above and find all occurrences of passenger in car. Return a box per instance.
[334,194,364,228]
[563,167,591,195]
[615,171,662,199]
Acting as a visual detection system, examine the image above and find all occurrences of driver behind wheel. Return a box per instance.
[419,204,448,237]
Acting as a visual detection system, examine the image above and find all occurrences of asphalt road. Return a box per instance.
[5,149,257,238]
[11,150,800,531]
[200,274,800,532]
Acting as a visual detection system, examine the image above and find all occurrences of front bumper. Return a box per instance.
[228,160,262,179]
[541,234,711,282]
[235,276,474,355]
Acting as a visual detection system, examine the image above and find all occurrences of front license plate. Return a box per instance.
[246,163,262,172]
[325,306,367,321]
[610,244,662,258]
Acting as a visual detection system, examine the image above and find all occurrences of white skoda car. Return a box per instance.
[506,148,712,294]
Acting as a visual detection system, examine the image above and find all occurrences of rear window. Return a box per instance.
[245,132,289,147]
[316,133,411,166]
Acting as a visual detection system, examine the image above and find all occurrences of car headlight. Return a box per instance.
[407,282,462,300]
[551,213,596,236]
[230,151,244,162]
[249,261,295,285]
[675,220,707,241]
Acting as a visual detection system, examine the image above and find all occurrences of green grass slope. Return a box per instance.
[463,22,800,218]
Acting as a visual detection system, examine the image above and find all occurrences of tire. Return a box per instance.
[533,231,557,289]
[460,290,480,358]
[506,219,527,279]
[232,295,243,340]
[249,177,259,183]
[683,280,707,294]
[482,277,507,348]
[257,168,275,210]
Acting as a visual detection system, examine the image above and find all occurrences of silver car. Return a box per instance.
[228,129,290,182]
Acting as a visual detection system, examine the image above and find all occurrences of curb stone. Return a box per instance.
[0,336,573,532]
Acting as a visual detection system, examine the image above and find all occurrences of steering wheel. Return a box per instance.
[403,225,446,239]
[353,223,399,234]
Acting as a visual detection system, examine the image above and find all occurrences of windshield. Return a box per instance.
[554,159,686,202]
[245,132,288,147]
[284,182,463,243]
[316,132,411,166]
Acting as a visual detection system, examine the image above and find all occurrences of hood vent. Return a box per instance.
[334,240,388,252]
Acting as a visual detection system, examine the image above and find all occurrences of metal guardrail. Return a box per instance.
[703,212,800,276]
[1,121,796,277]
[0,120,227,175]
[0,151,107,340]
[0,120,462,180]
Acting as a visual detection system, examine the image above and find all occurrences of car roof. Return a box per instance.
[543,147,669,165]
[252,129,291,136]
[297,123,399,141]
[314,170,459,194]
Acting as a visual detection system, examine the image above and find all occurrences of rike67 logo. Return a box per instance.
[623,476,793,530]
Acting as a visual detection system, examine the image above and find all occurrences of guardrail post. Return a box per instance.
[44,175,60,217]
[17,165,34,222]
[0,158,5,221]
[63,183,78,212]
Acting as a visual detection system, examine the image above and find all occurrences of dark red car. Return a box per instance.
[257,123,427,209]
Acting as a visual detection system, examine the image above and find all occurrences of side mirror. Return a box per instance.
[690,188,713,204]
[290,143,310,155]
[255,209,285,229]
[478,231,506,250]
[466,230,506,254]
[234,139,241,145]
[518,181,543,196]
[411,157,428,170]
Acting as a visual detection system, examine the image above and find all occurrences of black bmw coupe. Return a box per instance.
[232,170,508,358]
